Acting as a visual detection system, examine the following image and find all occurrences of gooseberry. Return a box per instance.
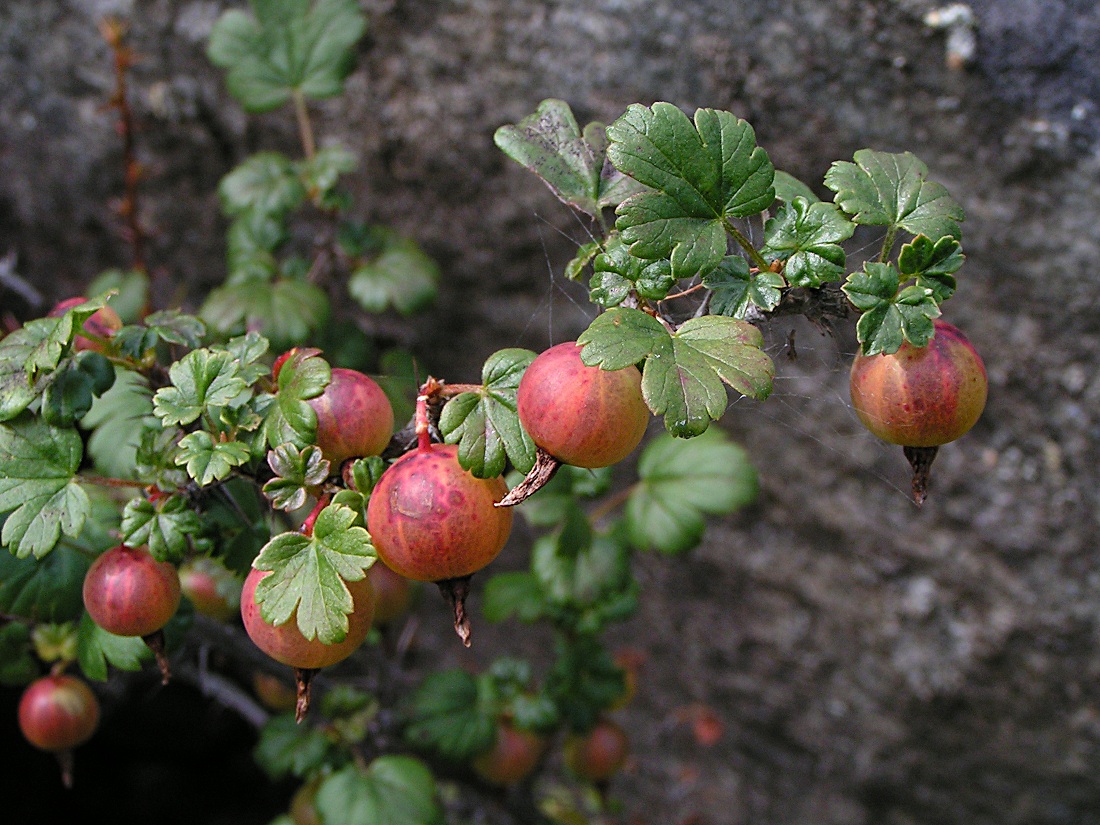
[82,544,181,682]
[18,673,100,788]
[307,367,394,466]
[516,341,649,468]
[849,319,988,504]
[564,718,629,784]
[471,720,546,786]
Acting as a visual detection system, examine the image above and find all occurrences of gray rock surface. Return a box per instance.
[2,1,1099,823]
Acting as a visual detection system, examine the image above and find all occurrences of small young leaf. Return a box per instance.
[264,348,330,450]
[298,145,357,199]
[641,315,774,437]
[252,502,375,644]
[348,234,439,316]
[176,432,253,486]
[263,444,330,511]
[153,349,249,427]
[0,416,89,559]
[565,241,601,281]
[219,152,306,217]
[403,669,498,762]
[702,255,784,318]
[120,496,202,563]
[591,239,675,306]
[315,757,442,825]
[843,262,941,355]
[824,149,964,241]
[625,429,757,554]
[440,348,537,478]
[207,0,367,112]
[762,197,855,287]
[142,310,208,350]
[607,103,775,279]
[26,295,111,376]
[224,210,286,285]
[898,233,963,302]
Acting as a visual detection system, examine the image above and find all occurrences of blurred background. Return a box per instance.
[2,1,1099,823]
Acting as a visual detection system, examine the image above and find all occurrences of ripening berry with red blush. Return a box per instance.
[517,341,649,468]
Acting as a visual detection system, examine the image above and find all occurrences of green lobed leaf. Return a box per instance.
[625,429,757,554]
[142,310,208,350]
[0,416,89,559]
[224,210,286,285]
[176,432,253,486]
[76,611,149,681]
[481,571,547,623]
[207,0,367,113]
[762,196,855,287]
[403,669,498,762]
[25,295,112,377]
[898,233,963,302]
[219,152,306,217]
[263,444,330,511]
[348,234,439,316]
[772,170,820,204]
[83,368,155,480]
[494,99,644,218]
[440,348,537,478]
[315,757,442,825]
[843,262,940,355]
[590,237,675,306]
[263,347,330,451]
[120,496,202,563]
[566,241,601,281]
[201,279,329,350]
[0,322,52,421]
[40,365,97,428]
[607,103,775,279]
[252,502,375,643]
[644,316,775,437]
[702,255,784,318]
[254,712,340,780]
[824,149,964,241]
[153,348,249,427]
[576,306,667,370]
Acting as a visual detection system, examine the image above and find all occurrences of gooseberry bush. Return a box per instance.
[0,1,987,822]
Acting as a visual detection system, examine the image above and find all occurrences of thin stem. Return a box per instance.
[100,18,146,274]
[80,475,148,489]
[723,219,771,271]
[293,90,316,160]
[660,282,706,302]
